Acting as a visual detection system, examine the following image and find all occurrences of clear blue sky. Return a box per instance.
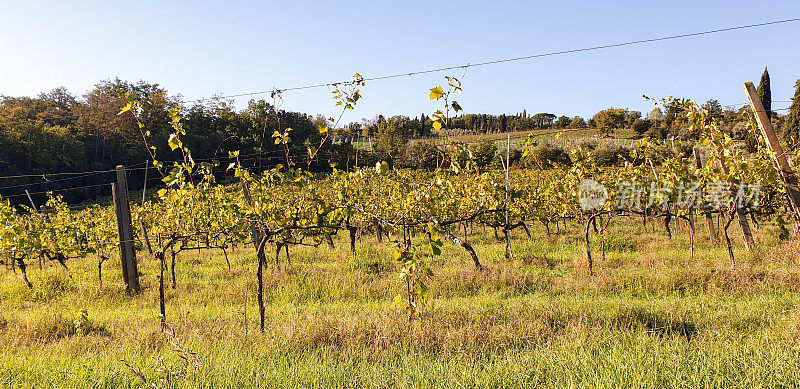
[2,0,799,124]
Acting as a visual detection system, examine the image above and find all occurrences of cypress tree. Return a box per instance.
[756,66,772,117]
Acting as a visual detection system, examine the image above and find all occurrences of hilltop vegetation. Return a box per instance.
[4,67,798,204]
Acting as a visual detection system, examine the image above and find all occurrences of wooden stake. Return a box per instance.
[113,166,140,295]
[111,183,127,288]
[743,81,800,225]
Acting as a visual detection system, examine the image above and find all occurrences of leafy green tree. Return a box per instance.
[648,107,664,122]
[237,99,318,165]
[345,122,362,137]
[0,79,337,203]
[591,108,627,136]
[569,116,586,128]
[554,115,571,128]
[374,115,414,164]
[182,99,242,159]
[661,98,694,139]
[624,110,642,127]
[701,99,723,118]
[663,100,681,128]
[531,113,556,128]
[470,139,497,168]
[38,87,79,126]
[784,79,800,149]
[631,118,652,137]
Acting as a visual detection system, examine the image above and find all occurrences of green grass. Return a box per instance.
[1,216,800,387]
[404,127,638,149]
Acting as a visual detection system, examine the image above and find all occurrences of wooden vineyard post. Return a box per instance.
[743,81,800,227]
[113,165,140,295]
[111,183,125,288]
[693,147,720,244]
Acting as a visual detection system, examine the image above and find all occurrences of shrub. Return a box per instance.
[529,143,570,168]
[403,141,440,170]
[591,144,630,166]
[643,125,667,140]
[470,140,497,168]
[495,147,522,168]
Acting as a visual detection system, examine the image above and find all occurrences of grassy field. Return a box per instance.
[1,216,800,388]
[443,127,628,145]
[355,128,638,151]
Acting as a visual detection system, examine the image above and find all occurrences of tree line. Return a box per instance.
[2,68,799,203]
[0,79,343,203]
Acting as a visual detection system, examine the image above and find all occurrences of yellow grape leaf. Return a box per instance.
[429,86,444,100]
[376,161,389,175]
[118,103,132,115]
